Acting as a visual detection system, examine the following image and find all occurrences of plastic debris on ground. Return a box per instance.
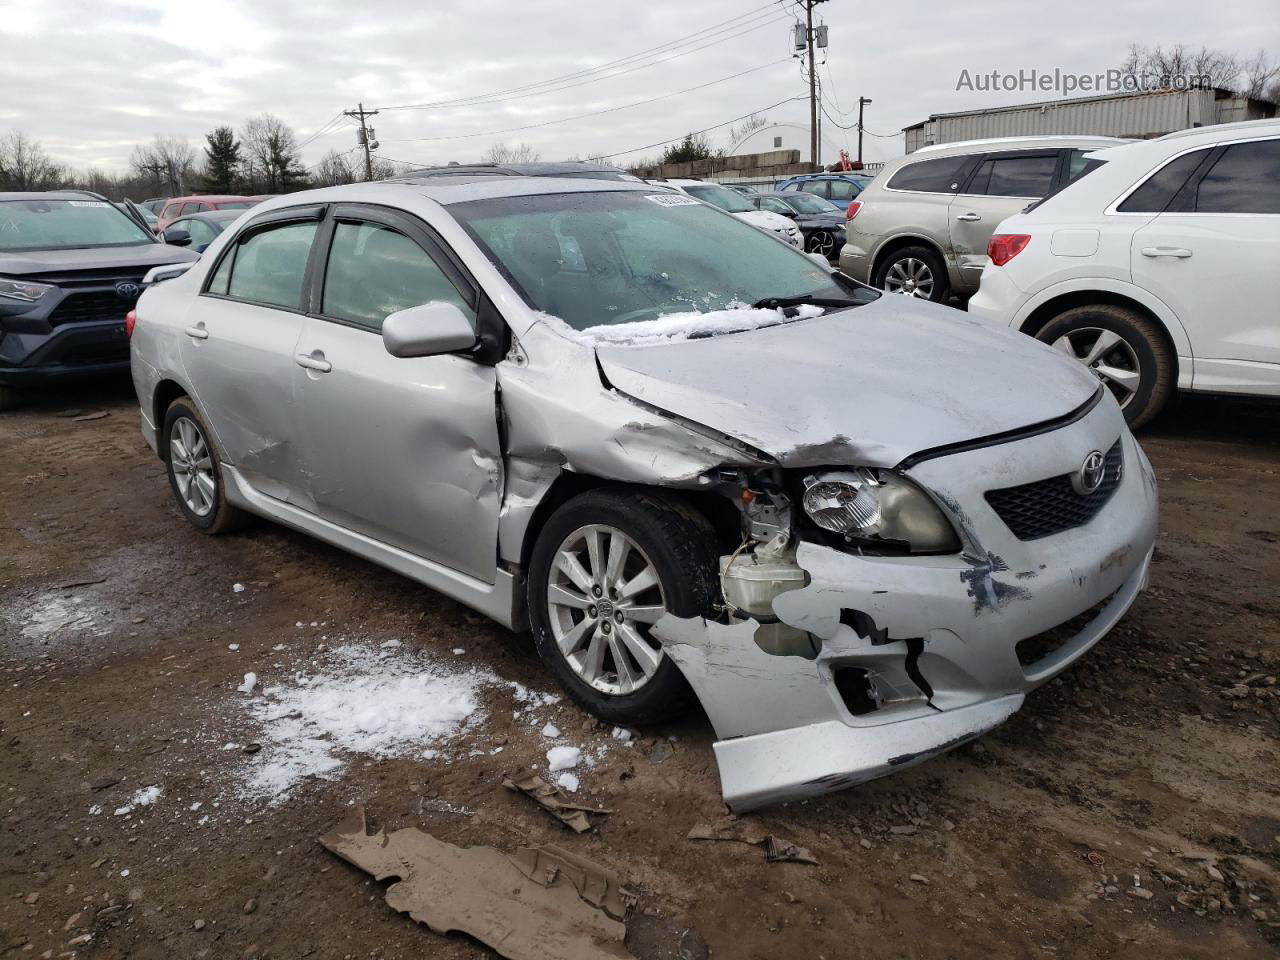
[501,768,613,833]
[320,807,635,960]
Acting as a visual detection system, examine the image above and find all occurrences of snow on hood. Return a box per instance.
[593,297,1103,468]
[736,209,793,232]
[536,303,824,348]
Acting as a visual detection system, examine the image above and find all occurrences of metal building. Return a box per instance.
[903,87,1276,153]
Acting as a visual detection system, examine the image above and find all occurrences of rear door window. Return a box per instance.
[218,221,318,309]
[320,221,473,332]
[967,153,1058,198]
[887,155,974,193]
[1117,148,1213,213]
[798,180,830,199]
[1190,139,1280,214]
[828,179,860,201]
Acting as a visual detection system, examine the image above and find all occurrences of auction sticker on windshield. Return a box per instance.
[68,201,111,207]
[645,194,702,207]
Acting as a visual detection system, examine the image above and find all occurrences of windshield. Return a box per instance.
[781,193,837,214]
[0,198,155,251]
[680,184,755,213]
[452,190,874,332]
[215,201,255,210]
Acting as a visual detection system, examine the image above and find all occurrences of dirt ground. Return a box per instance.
[2,378,1277,960]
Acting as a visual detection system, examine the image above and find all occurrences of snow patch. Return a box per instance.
[546,746,581,772]
[536,303,824,348]
[541,722,561,739]
[237,672,257,694]
[556,772,580,792]
[235,642,500,802]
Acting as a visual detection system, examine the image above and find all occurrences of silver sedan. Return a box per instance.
[130,177,1157,810]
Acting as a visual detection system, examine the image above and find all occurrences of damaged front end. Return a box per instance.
[646,391,1157,811]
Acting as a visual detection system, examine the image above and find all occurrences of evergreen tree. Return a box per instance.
[202,126,241,193]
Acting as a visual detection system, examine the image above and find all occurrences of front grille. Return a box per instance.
[985,439,1123,540]
[48,289,138,326]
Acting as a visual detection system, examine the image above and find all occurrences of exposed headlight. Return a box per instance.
[0,277,53,302]
[802,469,960,553]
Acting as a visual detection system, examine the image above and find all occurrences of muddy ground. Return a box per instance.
[2,379,1278,960]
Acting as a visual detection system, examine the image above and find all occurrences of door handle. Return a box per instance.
[184,324,208,340]
[955,212,982,222]
[295,352,332,373]
[1140,246,1192,258]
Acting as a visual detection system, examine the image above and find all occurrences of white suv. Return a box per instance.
[969,119,1280,427]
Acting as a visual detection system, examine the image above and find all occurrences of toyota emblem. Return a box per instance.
[1073,450,1106,495]
[114,281,141,299]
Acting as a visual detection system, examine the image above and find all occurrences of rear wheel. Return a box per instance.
[1036,305,1175,429]
[162,396,247,534]
[527,489,719,726]
[874,245,950,303]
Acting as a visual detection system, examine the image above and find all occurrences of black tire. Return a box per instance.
[161,395,247,535]
[526,488,720,726]
[873,244,950,303]
[1035,304,1175,430]
[0,385,18,412]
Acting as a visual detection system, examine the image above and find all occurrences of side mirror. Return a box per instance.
[382,301,477,358]
[163,227,192,247]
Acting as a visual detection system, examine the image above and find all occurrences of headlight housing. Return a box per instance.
[0,277,53,302]
[801,469,960,554]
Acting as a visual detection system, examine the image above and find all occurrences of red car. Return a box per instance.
[155,195,260,233]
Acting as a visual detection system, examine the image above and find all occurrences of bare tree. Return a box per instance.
[1122,43,1240,89]
[128,136,198,196]
[0,130,66,191]
[1240,50,1280,101]
[241,114,307,193]
[481,142,541,164]
[727,113,769,149]
[312,149,359,187]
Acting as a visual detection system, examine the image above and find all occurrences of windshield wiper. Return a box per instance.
[751,295,858,309]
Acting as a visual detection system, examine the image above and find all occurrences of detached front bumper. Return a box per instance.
[655,397,1158,810]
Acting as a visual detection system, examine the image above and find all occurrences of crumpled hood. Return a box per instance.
[0,243,198,276]
[595,297,1101,467]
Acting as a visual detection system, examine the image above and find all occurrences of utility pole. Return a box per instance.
[857,96,873,165]
[344,102,379,180]
[795,1,829,171]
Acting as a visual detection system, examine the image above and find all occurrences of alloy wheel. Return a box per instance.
[806,230,836,258]
[169,416,217,517]
[546,524,667,696]
[883,257,934,298]
[1050,327,1142,410]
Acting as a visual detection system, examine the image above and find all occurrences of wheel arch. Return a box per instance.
[1014,280,1192,389]
[869,233,949,284]
[152,378,190,459]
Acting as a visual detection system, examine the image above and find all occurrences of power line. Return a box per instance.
[819,103,898,139]
[381,13,790,115]
[594,95,808,161]
[296,113,350,151]
[378,2,785,111]
[383,59,792,144]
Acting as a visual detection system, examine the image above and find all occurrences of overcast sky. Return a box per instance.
[3,0,1278,174]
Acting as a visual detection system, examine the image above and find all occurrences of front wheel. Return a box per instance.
[526,489,720,726]
[1036,305,1175,429]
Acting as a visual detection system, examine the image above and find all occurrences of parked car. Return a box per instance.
[652,178,802,247]
[776,173,873,206]
[140,198,167,215]
[969,120,1280,428]
[0,191,198,409]
[119,202,158,230]
[838,136,1127,302]
[752,192,847,258]
[161,209,245,253]
[155,195,260,233]
[130,176,1156,811]
[401,161,640,182]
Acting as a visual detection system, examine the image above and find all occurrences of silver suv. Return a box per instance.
[839,136,1126,302]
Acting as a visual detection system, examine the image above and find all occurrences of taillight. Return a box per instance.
[846,200,862,221]
[125,310,137,338]
[987,233,1030,266]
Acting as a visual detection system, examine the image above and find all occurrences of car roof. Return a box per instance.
[0,190,108,202]
[910,135,1130,156]
[785,172,871,179]
[162,194,259,204]
[173,209,244,223]
[1149,116,1280,144]
[399,161,634,178]
[254,176,658,211]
